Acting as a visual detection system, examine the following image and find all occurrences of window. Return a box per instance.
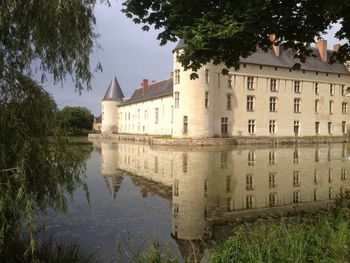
[221,117,228,135]
[246,174,253,190]
[294,98,301,113]
[329,187,333,199]
[328,168,333,183]
[341,168,347,180]
[269,172,276,188]
[269,97,277,112]
[248,119,255,135]
[293,171,300,186]
[153,108,159,124]
[154,156,158,173]
[247,76,254,90]
[269,193,277,207]
[342,121,347,134]
[315,99,319,114]
[175,92,179,108]
[248,151,255,166]
[182,153,188,173]
[173,203,179,216]
[226,176,231,192]
[293,191,300,203]
[205,69,209,83]
[329,100,334,114]
[342,102,348,114]
[315,82,319,95]
[204,180,208,197]
[342,85,345,96]
[330,84,334,96]
[221,152,228,169]
[228,74,233,88]
[205,91,209,108]
[293,149,299,164]
[183,116,188,134]
[314,169,319,184]
[246,195,254,209]
[294,121,300,135]
[270,79,277,92]
[269,120,276,135]
[269,150,275,165]
[227,94,232,110]
[174,69,180,84]
[247,96,254,111]
[226,198,232,212]
[314,189,318,201]
[174,180,179,196]
[294,81,301,93]
[328,122,332,135]
[315,122,320,135]
[144,110,148,119]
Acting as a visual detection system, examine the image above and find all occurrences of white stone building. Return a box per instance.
[101,39,350,138]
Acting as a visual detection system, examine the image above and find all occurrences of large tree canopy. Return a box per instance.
[122,0,350,75]
[59,106,94,134]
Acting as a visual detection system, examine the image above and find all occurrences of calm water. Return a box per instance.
[39,139,350,262]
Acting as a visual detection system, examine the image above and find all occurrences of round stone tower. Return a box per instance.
[172,40,214,138]
[101,75,124,133]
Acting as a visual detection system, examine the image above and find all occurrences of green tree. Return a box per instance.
[0,0,105,260]
[122,0,350,76]
[59,106,94,134]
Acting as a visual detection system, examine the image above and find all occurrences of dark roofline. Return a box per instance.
[121,93,172,106]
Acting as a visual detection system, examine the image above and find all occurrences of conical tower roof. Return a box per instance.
[102,75,125,101]
[172,39,185,53]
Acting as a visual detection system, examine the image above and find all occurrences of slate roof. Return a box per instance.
[121,78,173,106]
[102,75,125,101]
[172,40,349,74]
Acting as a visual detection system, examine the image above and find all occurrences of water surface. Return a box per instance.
[39,139,350,262]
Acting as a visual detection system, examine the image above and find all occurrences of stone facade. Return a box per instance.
[101,39,350,138]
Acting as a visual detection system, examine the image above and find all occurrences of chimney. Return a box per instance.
[141,79,148,95]
[316,39,328,62]
[269,34,280,57]
[333,44,341,52]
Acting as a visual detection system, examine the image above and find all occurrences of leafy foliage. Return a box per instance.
[0,76,92,261]
[122,0,350,75]
[59,106,94,134]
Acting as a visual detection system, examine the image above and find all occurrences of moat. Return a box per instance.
[39,138,350,262]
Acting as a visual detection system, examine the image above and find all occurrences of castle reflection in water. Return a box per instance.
[92,140,350,243]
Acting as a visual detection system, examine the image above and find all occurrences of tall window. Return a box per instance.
[246,195,254,209]
[314,82,319,95]
[182,153,188,173]
[247,76,254,90]
[174,69,180,84]
[343,121,347,134]
[174,180,179,196]
[227,94,232,110]
[293,171,300,186]
[328,122,332,135]
[342,85,345,96]
[248,119,255,135]
[183,116,188,134]
[269,172,276,188]
[228,74,233,88]
[155,108,159,124]
[293,191,300,203]
[315,99,319,114]
[175,92,179,108]
[248,151,255,166]
[205,91,209,108]
[269,120,276,135]
[330,84,334,96]
[294,121,300,135]
[294,81,301,93]
[204,180,208,197]
[221,117,228,135]
[315,122,320,135]
[247,96,254,111]
[342,102,348,114]
[269,150,275,165]
[246,174,253,190]
[269,193,277,207]
[269,97,277,112]
[294,98,301,113]
[205,69,209,83]
[329,100,334,114]
[270,78,277,92]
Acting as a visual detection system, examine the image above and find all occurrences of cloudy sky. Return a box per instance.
[43,1,343,116]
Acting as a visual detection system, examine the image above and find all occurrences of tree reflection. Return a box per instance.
[0,75,92,260]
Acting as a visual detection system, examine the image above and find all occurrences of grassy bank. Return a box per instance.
[210,197,350,263]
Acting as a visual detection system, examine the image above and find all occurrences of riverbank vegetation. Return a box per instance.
[211,196,350,263]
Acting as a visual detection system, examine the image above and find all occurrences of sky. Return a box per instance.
[43,1,344,116]
[43,1,175,115]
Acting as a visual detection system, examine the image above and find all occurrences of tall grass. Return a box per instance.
[210,196,350,263]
